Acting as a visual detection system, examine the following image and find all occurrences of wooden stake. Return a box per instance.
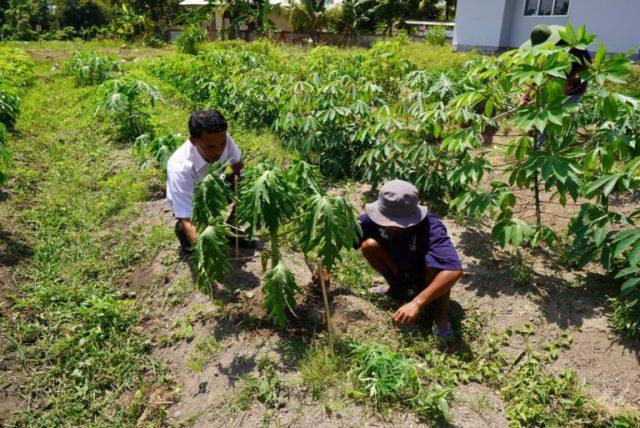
[234,174,239,259]
[317,260,333,348]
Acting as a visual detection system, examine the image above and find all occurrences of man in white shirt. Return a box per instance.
[166,109,245,252]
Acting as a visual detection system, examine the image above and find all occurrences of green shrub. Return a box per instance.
[348,341,418,402]
[96,77,160,141]
[609,298,640,341]
[0,90,20,130]
[425,26,448,46]
[63,51,120,86]
[174,26,207,55]
[0,123,9,185]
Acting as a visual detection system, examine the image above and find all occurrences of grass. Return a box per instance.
[2,40,639,426]
[231,354,284,412]
[0,58,172,425]
[187,335,224,372]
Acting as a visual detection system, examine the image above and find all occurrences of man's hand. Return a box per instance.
[392,300,422,325]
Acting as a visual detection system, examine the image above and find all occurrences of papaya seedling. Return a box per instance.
[298,193,361,344]
[237,160,301,327]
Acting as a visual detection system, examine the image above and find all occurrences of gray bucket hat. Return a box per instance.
[365,180,429,228]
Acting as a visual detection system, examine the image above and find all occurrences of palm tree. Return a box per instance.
[287,0,326,45]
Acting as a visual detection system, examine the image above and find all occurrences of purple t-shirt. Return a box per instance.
[356,213,462,272]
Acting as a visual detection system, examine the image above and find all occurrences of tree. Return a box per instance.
[287,0,327,45]
[53,0,109,30]
[233,0,276,37]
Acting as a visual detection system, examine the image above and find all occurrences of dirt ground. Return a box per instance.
[128,187,639,427]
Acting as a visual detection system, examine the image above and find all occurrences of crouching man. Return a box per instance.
[321,180,463,337]
[166,109,252,252]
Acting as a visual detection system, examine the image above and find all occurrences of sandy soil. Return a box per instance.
[125,190,639,427]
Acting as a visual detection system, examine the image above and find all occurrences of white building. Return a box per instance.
[453,0,640,55]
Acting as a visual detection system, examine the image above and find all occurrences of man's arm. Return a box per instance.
[392,269,463,325]
[179,218,198,246]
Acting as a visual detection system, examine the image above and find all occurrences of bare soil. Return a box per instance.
[125,187,640,427]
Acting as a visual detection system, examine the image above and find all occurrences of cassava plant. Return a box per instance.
[96,77,160,141]
[63,51,120,86]
[134,133,183,172]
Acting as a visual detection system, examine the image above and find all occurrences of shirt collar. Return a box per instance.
[188,142,209,172]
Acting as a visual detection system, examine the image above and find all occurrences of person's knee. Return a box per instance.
[451,269,463,283]
[360,238,381,258]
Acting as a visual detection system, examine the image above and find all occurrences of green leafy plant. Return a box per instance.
[298,193,360,342]
[262,262,301,328]
[0,90,20,130]
[174,25,207,55]
[190,167,234,296]
[193,218,232,298]
[0,123,9,185]
[348,341,418,401]
[424,26,447,46]
[96,77,160,141]
[237,161,300,327]
[63,51,120,86]
[134,133,182,172]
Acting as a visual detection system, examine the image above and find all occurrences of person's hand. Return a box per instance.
[312,268,330,290]
[392,300,422,325]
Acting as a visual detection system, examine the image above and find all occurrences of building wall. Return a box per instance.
[508,0,639,53]
[455,0,640,54]
[453,0,511,51]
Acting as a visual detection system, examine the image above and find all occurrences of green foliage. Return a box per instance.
[193,219,232,297]
[232,356,284,411]
[262,262,301,328]
[0,48,36,89]
[297,194,361,270]
[346,341,452,422]
[0,89,20,130]
[134,133,183,172]
[348,341,418,401]
[237,161,298,238]
[0,123,9,184]
[96,77,160,141]
[191,164,234,229]
[424,26,447,46]
[63,50,120,86]
[174,25,207,55]
[608,298,640,341]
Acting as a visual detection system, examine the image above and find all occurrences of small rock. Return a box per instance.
[245,291,254,299]
[234,289,242,296]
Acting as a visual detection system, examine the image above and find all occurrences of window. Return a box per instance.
[524,0,571,16]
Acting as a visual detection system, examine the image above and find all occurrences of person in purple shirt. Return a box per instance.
[352,180,463,336]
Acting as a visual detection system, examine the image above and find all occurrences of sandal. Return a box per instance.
[369,283,390,296]
[433,320,453,338]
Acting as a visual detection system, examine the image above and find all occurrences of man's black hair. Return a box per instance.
[188,109,228,138]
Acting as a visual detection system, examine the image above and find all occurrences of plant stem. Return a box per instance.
[317,259,333,349]
[270,229,280,269]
